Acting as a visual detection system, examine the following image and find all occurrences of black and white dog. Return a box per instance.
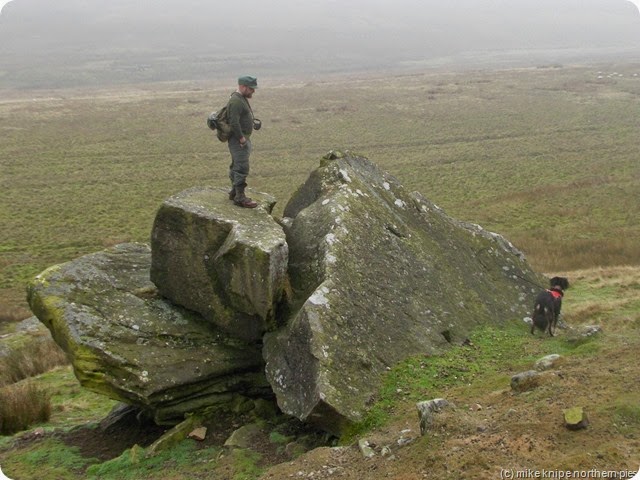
[531,276,569,337]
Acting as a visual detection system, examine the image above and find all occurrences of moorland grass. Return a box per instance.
[0,267,637,480]
[0,337,68,435]
[29,366,118,429]
[339,318,571,443]
[0,382,52,435]
[2,64,639,311]
[0,305,31,325]
[341,265,640,444]
[0,337,68,387]
[0,438,95,480]
[84,442,212,480]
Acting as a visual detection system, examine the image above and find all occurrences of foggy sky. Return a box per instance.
[1,0,639,88]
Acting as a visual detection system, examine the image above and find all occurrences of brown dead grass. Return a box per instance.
[0,382,52,435]
[0,304,32,324]
[0,337,69,387]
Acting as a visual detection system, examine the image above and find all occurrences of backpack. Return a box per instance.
[206,105,232,142]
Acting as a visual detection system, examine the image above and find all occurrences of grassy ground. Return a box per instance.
[0,63,639,478]
[262,265,640,480]
[0,266,638,479]
[1,63,639,312]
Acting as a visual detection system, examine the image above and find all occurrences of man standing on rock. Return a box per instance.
[227,75,261,208]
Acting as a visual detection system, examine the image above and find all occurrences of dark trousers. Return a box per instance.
[228,137,252,187]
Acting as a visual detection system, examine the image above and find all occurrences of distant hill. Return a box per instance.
[1,0,639,88]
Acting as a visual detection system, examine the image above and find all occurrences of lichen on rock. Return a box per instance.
[263,153,544,434]
[27,242,269,425]
[150,186,288,343]
[27,153,546,435]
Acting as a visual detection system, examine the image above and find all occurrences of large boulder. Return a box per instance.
[26,153,547,435]
[27,243,270,425]
[150,186,288,343]
[263,152,544,435]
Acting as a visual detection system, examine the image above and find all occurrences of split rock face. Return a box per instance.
[150,187,288,343]
[27,154,544,435]
[263,153,543,434]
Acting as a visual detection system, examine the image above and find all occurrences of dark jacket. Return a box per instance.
[227,92,253,139]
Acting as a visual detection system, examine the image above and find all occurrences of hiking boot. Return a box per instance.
[233,185,258,208]
[234,198,258,208]
[228,187,236,201]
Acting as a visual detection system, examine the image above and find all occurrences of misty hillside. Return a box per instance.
[1,0,640,88]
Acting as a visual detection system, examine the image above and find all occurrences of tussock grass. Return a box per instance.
[27,366,117,429]
[0,338,69,387]
[560,265,640,333]
[0,382,52,435]
[515,236,640,273]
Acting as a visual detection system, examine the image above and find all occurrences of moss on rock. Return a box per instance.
[264,154,545,435]
[27,243,268,425]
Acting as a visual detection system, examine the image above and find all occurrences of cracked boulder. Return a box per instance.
[27,243,270,425]
[263,153,544,435]
[150,186,288,343]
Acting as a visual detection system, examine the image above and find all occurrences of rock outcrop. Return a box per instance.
[262,153,543,434]
[27,243,270,425]
[28,152,545,434]
[150,187,288,343]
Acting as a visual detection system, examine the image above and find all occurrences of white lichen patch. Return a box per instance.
[394,199,406,208]
[274,370,286,388]
[325,233,338,246]
[383,181,391,191]
[339,169,352,183]
[309,286,331,307]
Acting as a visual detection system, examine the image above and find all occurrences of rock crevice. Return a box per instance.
[28,154,544,434]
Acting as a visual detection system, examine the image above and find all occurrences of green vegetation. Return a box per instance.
[0,438,94,480]
[0,267,637,479]
[609,400,640,435]
[1,64,639,311]
[0,338,68,387]
[82,438,262,480]
[0,63,639,479]
[230,449,264,480]
[30,366,118,429]
[0,335,68,434]
[85,442,223,480]
[341,319,592,442]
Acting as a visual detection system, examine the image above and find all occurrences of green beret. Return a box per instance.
[238,75,258,88]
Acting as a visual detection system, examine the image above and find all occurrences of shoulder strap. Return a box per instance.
[229,91,254,117]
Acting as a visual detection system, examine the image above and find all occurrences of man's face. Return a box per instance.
[240,85,255,98]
